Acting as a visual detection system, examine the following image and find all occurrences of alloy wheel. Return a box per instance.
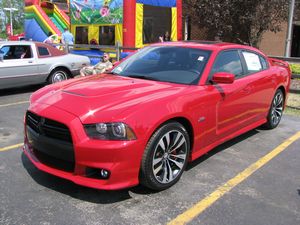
[152,130,188,184]
[271,91,284,126]
[52,71,68,83]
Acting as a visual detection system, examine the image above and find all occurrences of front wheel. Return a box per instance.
[140,122,190,191]
[48,69,70,84]
[264,89,284,129]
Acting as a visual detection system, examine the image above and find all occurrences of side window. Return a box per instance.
[260,55,269,70]
[0,45,32,59]
[38,47,50,56]
[0,46,12,59]
[242,51,263,73]
[211,50,243,77]
[16,46,32,59]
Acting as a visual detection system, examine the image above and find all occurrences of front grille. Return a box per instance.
[26,111,72,143]
[26,111,75,172]
[33,149,75,172]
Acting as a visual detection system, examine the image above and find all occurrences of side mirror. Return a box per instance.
[211,72,235,84]
[113,61,120,67]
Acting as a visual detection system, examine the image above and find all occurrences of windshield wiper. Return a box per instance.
[105,71,118,75]
[127,75,161,81]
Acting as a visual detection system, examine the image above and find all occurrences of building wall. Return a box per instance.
[258,22,288,56]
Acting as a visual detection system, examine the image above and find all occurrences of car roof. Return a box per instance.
[0,41,35,45]
[151,41,265,55]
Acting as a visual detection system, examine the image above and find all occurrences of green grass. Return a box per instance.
[284,107,300,116]
[290,64,300,74]
[285,93,300,116]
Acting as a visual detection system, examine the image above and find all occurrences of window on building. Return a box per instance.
[143,5,171,44]
[99,26,115,45]
[75,26,88,44]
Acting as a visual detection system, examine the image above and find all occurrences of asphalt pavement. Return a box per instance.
[0,85,299,225]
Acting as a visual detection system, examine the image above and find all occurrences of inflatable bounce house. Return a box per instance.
[70,0,182,48]
[24,0,70,42]
[25,0,182,49]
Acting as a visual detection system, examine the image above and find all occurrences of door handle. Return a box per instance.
[242,86,252,94]
[28,60,33,63]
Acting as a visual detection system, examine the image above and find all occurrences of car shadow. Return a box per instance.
[21,129,261,202]
[187,129,259,171]
[0,84,44,96]
[21,153,133,204]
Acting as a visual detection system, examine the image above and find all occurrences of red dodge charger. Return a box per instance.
[23,41,291,190]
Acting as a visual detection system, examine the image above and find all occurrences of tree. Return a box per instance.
[184,0,289,47]
[0,0,24,37]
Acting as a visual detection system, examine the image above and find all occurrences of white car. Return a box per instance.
[0,41,90,89]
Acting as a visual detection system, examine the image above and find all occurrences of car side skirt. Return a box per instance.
[190,118,267,161]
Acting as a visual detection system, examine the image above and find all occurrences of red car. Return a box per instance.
[23,41,291,191]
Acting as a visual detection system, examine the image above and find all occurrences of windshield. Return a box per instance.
[112,46,211,85]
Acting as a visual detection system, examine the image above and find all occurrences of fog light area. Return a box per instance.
[85,167,110,180]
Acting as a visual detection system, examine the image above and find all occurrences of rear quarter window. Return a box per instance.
[242,51,268,73]
[38,47,50,56]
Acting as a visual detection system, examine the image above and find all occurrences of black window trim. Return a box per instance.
[206,48,245,84]
[207,48,270,84]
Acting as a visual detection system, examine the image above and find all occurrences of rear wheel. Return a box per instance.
[140,122,190,191]
[48,68,70,84]
[264,89,284,129]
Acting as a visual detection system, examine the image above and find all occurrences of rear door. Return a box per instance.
[0,44,39,89]
[239,50,274,119]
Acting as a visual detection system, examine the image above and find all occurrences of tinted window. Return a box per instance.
[38,47,50,56]
[242,51,263,73]
[112,46,211,85]
[0,45,32,59]
[211,50,243,77]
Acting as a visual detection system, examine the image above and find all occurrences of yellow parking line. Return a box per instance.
[168,131,300,225]
[0,101,29,108]
[0,143,23,152]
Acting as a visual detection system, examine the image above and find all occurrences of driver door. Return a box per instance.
[0,45,38,89]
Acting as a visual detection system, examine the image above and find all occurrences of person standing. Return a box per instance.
[61,28,74,45]
[163,31,171,42]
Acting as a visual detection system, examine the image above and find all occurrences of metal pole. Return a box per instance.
[10,9,13,36]
[116,41,120,61]
[285,0,295,57]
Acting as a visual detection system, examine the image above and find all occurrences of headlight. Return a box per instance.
[84,122,136,140]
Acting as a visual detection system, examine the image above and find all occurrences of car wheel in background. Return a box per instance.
[48,68,70,84]
[140,121,190,191]
[264,89,284,129]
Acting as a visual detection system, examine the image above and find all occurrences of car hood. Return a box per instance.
[31,74,188,123]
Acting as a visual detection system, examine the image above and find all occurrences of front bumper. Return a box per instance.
[23,103,145,190]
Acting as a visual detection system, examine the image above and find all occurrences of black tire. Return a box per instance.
[263,89,284,129]
[48,68,70,84]
[140,121,190,191]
